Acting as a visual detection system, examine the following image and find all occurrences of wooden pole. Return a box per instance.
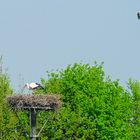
[30,109,37,140]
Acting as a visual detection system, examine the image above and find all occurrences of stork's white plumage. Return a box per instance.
[24,82,44,90]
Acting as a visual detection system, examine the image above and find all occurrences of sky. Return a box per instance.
[0,0,140,92]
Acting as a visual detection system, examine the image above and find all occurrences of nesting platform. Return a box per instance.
[7,94,61,111]
[7,94,61,140]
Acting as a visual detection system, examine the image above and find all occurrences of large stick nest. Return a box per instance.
[7,94,61,111]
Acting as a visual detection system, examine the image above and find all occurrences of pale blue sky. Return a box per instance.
[0,0,140,91]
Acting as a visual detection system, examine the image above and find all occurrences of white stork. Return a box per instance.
[24,82,44,90]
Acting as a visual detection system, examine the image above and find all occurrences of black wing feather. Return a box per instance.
[35,83,44,89]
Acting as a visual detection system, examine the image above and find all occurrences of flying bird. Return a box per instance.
[137,12,140,20]
[24,82,44,90]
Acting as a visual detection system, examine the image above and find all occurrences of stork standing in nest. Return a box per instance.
[24,82,44,90]
[22,82,44,94]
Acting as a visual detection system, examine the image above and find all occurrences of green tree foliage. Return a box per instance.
[128,79,140,139]
[1,60,140,139]
[0,56,14,139]
[0,57,29,140]
[40,63,133,139]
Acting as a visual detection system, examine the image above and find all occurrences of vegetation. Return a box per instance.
[0,57,29,140]
[0,57,19,140]
[1,58,140,139]
[128,79,140,139]
[40,63,133,139]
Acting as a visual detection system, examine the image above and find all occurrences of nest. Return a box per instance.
[7,94,61,111]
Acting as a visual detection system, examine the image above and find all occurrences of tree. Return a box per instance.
[40,62,132,139]
[128,79,140,139]
[0,57,29,140]
[1,60,140,139]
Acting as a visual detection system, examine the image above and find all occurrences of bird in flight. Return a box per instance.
[137,12,140,20]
